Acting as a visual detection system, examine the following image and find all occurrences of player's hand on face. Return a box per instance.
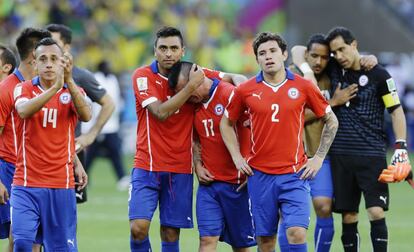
[195,163,214,185]
[332,83,358,106]
[187,64,205,92]
[61,52,73,83]
[0,182,9,204]
[300,156,323,179]
[233,156,253,176]
[360,55,378,71]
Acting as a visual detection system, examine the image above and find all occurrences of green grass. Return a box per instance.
[3,155,414,251]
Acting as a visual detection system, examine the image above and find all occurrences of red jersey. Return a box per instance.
[132,61,223,173]
[225,70,330,175]
[194,80,250,184]
[0,70,25,164]
[13,77,80,188]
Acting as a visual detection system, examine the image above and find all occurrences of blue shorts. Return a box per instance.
[309,158,333,198]
[196,182,256,248]
[247,169,311,236]
[0,159,15,239]
[128,168,193,228]
[10,186,77,251]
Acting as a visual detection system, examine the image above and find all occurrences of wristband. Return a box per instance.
[395,140,407,149]
[299,62,313,74]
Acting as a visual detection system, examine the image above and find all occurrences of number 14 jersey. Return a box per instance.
[13,77,80,189]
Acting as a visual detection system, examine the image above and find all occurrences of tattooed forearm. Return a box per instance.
[315,111,338,159]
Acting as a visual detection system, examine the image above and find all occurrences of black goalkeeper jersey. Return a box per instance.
[328,63,400,157]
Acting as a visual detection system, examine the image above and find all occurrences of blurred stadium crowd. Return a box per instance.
[1,0,414,152]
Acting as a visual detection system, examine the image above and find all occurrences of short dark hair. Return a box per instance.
[155,27,184,47]
[252,32,287,58]
[168,61,193,89]
[306,34,328,51]
[45,23,72,44]
[0,45,17,74]
[326,26,355,45]
[34,38,62,53]
[16,28,51,60]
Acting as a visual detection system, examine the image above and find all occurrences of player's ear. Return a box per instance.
[282,50,288,61]
[2,64,12,74]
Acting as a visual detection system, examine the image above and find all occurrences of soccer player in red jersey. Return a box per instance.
[0,28,51,252]
[168,61,255,252]
[10,37,89,251]
[220,32,339,252]
[0,45,17,81]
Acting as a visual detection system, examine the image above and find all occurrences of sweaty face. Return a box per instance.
[305,43,329,75]
[329,36,357,69]
[155,36,184,72]
[35,44,63,82]
[256,40,287,76]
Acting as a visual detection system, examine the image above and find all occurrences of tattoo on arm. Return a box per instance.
[315,111,338,159]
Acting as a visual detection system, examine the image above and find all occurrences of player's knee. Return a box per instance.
[342,212,358,223]
[13,239,32,252]
[286,227,306,244]
[130,220,150,241]
[199,236,219,251]
[160,225,180,242]
[367,207,385,221]
[314,202,332,218]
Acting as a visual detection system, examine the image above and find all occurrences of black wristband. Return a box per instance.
[395,141,407,149]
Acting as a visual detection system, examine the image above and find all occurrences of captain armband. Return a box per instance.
[382,91,400,108]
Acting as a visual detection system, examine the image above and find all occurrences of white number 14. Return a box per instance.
[42,108,57,128]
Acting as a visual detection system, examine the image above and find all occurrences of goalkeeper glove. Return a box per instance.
[378,162,412,183]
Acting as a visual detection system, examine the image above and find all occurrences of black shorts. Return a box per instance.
[330,154,389,213]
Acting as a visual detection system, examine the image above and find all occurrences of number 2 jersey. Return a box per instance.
[194,79,250,184]
[13,77,81,189]
[225,69,330,175]
[132,60,223,174]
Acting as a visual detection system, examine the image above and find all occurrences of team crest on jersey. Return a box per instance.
[288,88,299,99]
[359,75,369,86]
[215,104,224,115]
[137,77,148,91]
[59,92,71,104]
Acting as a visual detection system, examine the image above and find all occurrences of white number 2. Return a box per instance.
[202,118,215,137]
[42,108,57,128]
[271,104,279,122]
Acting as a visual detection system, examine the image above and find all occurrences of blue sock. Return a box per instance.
[130,236,151,252]
[161,240,179,252]
[289,243,307,252]
[314,216,334,252]
[277,222,289,252]
[14,239,33,252]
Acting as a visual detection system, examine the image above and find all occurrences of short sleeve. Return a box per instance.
[14,83,31,109]
[203,67,224,80]
[224,87,245,122]
[375,66,401,111]
[0,85,12,126]
[305,80,331,118]
[132,69,161,108]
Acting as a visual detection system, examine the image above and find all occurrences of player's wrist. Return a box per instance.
[395,139,407,149]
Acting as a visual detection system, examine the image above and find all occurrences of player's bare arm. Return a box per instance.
[15,80,63,119]
[193,139,215,185]
[75,93,115,152]
[0,180,9,204]
[390,106,407,142]
[360,54,378,70]
[74,154,88,190]
[301,110,338,179]
[147,64,204,121]
[222,73,248,86]
[220,115,253,176]
[290,45,318,85]
[63,52,92,122]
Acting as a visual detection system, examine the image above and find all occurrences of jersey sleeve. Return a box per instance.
[202,67,224,80]
[13,83,31,108]
[375,66,401,112]
[0,85,12,127]
[305,80,331,118]
[132,69,162,108]
[72,67,106,102]
[224,86,245,122]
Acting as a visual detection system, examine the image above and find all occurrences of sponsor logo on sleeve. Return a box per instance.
[386,78,396,92]
[137,77,148,91]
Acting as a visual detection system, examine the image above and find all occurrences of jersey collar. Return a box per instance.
[255,68,295,83]
[150,60,159,74]
[208,78,220,98]
[32,76,68,89]
[13,69,25,82]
